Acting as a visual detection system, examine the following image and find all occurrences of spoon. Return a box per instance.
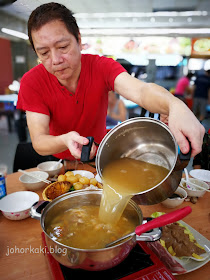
[105,206,192,248]
[182,178,210,192]
[48,159,62,171]
[184,168,191,189]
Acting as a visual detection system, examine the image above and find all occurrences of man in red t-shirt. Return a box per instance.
[17,3,204,160]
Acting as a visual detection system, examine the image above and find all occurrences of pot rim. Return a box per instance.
[96,117,178,195]
[41,189,142,252]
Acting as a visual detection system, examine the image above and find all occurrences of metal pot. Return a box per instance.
[31,189,161,271]
[95,117,190,205]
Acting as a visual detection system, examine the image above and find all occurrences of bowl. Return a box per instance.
[72,170,94,179]
[180,178,209,197]
[19,170,49,191]
[37,161,63,177]
[189,169,210,188]
[161,187,187,208]
[0,191,39,220]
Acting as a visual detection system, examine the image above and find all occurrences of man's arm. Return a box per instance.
[26,111,96,159]
[114,72,205,157]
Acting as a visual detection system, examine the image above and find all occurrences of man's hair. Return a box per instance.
[28,2,80,51]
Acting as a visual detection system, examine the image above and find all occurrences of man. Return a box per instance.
[193,70,210,122]
[17,2,205,161]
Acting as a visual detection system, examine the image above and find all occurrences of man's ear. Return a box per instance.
[78,33,82,50]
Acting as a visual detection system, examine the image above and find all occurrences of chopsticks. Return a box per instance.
[18,169,51,184]
[182,178,210,192]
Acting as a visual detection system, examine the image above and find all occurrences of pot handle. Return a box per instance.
[135,206,192,236]
[136,218,162,242]
[176,140,192,170]
[81,136,94,162]
[30,200,49,220]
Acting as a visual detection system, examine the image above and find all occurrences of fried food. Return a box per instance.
[43,181,72,201]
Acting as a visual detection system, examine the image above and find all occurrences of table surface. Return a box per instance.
[0,164,209,280]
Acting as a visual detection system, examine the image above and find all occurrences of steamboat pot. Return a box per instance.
[31,189,161,271]
[95,117,191,205]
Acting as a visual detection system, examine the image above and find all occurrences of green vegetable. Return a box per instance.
[151,212,165,218]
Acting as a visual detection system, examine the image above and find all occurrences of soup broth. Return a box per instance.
[46,205,138,249]
[99,157,169,223]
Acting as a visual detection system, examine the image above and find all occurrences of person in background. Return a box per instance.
[193,129,210,170]
[16,2,205,162]
[106,91,127,127]
[174,72,193,103]
[193,69,210,122]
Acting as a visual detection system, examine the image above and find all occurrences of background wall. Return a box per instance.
[0,37,13,93]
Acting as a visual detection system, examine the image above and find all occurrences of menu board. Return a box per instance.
[191,38,210,58]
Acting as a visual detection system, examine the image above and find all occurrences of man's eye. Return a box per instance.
[42,52,48,56]
[60,45,68,49]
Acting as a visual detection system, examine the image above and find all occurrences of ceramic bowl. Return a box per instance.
[72,170,94,179]
[189,169,210,188]
[37,161,63,177]
[161,187,187,208]
[19,170,49,191]
[180,178,209,197]
[0,191,39,220]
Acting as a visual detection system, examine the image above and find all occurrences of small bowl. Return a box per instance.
[180,178,209,197]
[161,187,187,208]
[189,169,210,188]
[0,191,39,220]
[37,161,63,177]
[19,171,49,191]
[72,170,94,179]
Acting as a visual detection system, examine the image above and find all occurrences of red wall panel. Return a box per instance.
[0,38,13,93]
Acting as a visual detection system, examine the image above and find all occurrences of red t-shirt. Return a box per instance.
[17,54,126,160]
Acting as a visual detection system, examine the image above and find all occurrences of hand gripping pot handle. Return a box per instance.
[30,200,49,220]
[81,136,94,162]
[135,206,192,236]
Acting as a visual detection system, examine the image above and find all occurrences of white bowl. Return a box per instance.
[19,171,49,191]
[161,187,187,208]
[37,161,63,177]
[189,169,210,188]
[0,191,39,220]
[72,170,94,179]
[180,178,209,197]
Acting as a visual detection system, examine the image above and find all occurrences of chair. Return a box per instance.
[13,142,56,172]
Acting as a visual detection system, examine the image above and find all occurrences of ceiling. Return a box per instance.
[0,0,210,41]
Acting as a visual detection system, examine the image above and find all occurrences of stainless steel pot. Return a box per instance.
[95,117,190,205]
[31,189,161,271]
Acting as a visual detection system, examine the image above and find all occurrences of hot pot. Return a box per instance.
[31,189,161,271]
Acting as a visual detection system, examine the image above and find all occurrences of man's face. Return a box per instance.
[32,20,82,82]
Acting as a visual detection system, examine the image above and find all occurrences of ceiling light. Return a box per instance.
[80,28,210,36]
[1,28,28,40]
[75,11,208,19]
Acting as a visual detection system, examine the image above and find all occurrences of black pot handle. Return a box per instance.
[176,140,192,170]
[81,136,94,162]
[30,200,50,220]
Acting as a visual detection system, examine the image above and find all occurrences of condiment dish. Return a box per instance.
[37,161,63,177]
[0,191,39,220]
[180,178,209,197]
[189,169,210,188]
[161,187,187,208]
[19,170,49,190]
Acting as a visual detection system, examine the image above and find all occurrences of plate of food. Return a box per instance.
[42,170,103,201]
[147,213,210,275]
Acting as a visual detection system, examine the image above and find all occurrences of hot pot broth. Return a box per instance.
[46,205,138,249]
[46,157,169,249]
[100,157,169,223]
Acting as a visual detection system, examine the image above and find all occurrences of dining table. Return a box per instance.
[0,163,209,280]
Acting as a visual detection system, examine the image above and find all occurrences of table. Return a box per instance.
[0,165,209,280]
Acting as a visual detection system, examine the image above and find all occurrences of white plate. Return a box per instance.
[72,170,94,179]
[189,169,210,183]
[95,173,102,183]
[172,221,210,275]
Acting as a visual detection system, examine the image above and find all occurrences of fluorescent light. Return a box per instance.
[75,11,208,19]
[1,28,28,40]
[80,28,210,36]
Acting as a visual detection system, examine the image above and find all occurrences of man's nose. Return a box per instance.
[51,50,62,65]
